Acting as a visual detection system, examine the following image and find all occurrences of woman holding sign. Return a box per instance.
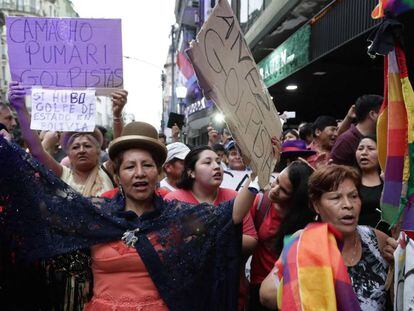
[7,81,127,309]
[0,121,280,310]
[8,81,127,196]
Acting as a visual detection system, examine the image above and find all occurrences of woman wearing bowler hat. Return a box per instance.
[0,121,271,310]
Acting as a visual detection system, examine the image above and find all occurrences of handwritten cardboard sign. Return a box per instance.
[30,88,96,132]
[6,17,123,90]
[187,0,282,188]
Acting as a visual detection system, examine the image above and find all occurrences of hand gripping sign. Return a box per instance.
[187,0,282,188]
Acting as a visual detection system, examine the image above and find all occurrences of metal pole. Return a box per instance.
[171,25,176,113]
[0,11,5,102]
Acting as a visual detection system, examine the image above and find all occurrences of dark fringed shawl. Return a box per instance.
[0,137,241,311]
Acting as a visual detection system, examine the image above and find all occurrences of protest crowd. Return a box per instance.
[1,1,414,311]
[0,82,404,311]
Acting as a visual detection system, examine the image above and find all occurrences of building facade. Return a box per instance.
[0,0,116,128]
[236,0,413,123]
[163,0,235,145]
[1,0,78,100]
[164,0,413,141]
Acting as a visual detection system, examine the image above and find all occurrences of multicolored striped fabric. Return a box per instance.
[377,46,409,227]
[377,44,414,234]
[397,46,414,237]
[275,223,360,311]
[372,0,414,19]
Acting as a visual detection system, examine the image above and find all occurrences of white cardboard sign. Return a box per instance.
[30,88,96,132]
[187,0,282,188]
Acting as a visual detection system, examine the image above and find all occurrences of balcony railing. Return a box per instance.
[0,1,41,15]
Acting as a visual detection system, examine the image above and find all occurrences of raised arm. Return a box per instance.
[232,176,257,224]
[111,89,128,139]
[337,104,356,136]
[207,123,220,147]
[171,123,181,143]
[8,82,63,177]
[232,137,281,224]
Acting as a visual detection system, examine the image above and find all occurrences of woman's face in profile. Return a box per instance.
[268,168,293,205]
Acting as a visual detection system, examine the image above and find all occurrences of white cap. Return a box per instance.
[164,142,190,164]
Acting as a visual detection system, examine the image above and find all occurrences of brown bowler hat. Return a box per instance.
[108,121,167,167]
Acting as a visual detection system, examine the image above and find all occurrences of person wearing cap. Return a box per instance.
[307,115,338,168]
[0,121,269,310]
[159,142,190,191]
[221,140,252,191]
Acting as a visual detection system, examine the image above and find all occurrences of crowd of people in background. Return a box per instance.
[0,83,400,311]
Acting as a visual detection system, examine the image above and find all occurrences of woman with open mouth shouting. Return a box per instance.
[0,121,279,311]
[260,165,396,311]
[164,145,258,311]
[355,135,384,229]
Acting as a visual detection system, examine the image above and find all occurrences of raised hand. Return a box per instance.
[171,123,181,142]
[111,89,128,118]
[207,123,219,146]
[271,136,281,163]
[8,81,27,111]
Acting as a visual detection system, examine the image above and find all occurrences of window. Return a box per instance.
[239,0,264,33]
[30,0,37,13]
[248,0,264,25]
[240,0,249,33]
[16,0,24,11]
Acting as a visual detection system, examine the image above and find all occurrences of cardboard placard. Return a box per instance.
[30,88,96,132]
[6,17,123,90]
[187,0,282,188]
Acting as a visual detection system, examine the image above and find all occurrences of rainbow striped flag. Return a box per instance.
[372,0,414,18]
[377,44,414,233]
[275,223,360,311]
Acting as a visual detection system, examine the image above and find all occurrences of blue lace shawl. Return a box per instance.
[0,137,242,311]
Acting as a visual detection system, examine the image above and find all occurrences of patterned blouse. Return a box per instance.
[348,226,388,311]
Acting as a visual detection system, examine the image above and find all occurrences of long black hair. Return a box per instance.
[177,145,214,190]
[274,161,315,257]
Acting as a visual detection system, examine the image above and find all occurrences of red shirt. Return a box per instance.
[249,195,282,285]
[101,187,170,199]
[164,188,257,238]
[165,187,256,311]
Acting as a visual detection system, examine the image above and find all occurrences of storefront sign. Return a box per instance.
[258,24,310,88]
[187,0,282,188]
[185,98,214,116]
[6,17,123,90]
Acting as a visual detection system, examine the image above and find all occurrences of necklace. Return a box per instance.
[345,232,360,266]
